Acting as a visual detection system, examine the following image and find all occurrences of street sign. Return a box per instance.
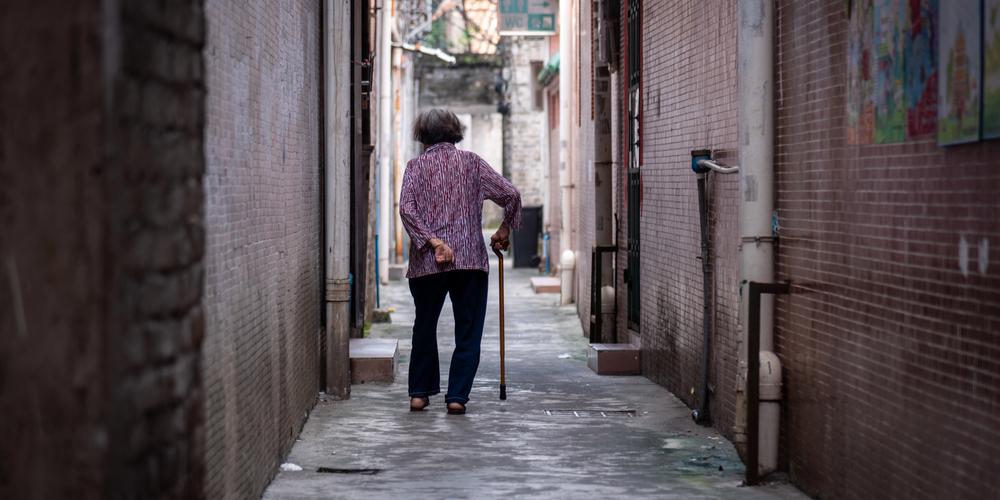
[499,0,557,36]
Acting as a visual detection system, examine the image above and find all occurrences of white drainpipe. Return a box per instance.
[560,250,576,305]
[558,0,574,303]
[737,0,779,476]
[377,0,393,284]
[323,0,352,399]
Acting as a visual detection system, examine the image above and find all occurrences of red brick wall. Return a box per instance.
[1,1,207,498]
[201,1,322,498]
[774,1,1000,498]
[636,0,742,433]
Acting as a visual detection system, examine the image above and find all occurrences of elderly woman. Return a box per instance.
[399,109,522,415]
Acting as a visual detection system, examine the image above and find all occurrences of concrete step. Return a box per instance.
[350,338,398,384]
[587,343,641,375]
[387,264,406,281]
[530,276,560,294]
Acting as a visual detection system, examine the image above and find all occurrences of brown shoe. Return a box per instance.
[410,397,429,411]
[446,402,466,415]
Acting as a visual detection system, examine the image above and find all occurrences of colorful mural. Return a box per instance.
[848,0,875,145]
[938,0,982,145]
[904,0,938,139]
[985,0,1000,138]
[874,0,907,143]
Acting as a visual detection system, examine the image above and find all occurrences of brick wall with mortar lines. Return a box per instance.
[201,1,322,498]
[773,2,1000,498]
[1,1,207,498]
[638,0,742,435]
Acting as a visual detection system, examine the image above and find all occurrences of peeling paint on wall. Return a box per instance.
[741,0,766,35]
[742,174,758,202]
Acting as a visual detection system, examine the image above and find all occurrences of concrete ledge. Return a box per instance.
[587,343,641,375]
[530,277,560,294]
[387,264,406,281]
[350,338,398,384]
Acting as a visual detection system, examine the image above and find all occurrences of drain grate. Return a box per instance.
[316,467,382,475]
[543,409,636,417]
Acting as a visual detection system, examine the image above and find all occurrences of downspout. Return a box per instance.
[736,0,779,476]
[377,0,393,284]
[323,0,352,399]
[559,0,575,305]
[594,4,614,340]
[392,44,404,265]
[691,154,740,426]
[695,170,713,426]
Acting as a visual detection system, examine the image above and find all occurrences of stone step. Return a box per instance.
[587,343,641,375]
[530,276,560,294]
[350,338,398,384]
[387,264,406,281]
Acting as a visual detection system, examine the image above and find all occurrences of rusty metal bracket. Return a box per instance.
[746,281,791,486]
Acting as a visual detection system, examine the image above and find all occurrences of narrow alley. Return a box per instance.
[3,1,999,500]
[264,257,803,499]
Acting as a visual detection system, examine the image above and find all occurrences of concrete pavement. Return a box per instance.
[263,259,807,500]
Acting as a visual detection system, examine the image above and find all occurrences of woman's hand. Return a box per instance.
[490,226,510,253]
[430,238,454,264]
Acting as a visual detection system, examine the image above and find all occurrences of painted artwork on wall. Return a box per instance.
[874,0,906,143]
[904,0,938,139]
[848,0,875,145]
[984,0,1000,138]
[938,0,982,145]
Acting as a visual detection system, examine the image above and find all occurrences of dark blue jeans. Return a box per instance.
[408,270,488,405]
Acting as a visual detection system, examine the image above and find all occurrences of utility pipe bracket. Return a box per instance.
[326,278,351,303]
[739,235,778,249]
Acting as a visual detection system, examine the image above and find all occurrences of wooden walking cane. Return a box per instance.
[493,247,507,400]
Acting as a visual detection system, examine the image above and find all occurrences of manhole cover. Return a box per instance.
[316,467,382,475]
[543,409,636,417]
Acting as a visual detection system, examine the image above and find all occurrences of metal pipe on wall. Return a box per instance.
[377,0,393,284]
[323,0,352,399]
[594,23,614,340]
[392,45,404,264]
[559,0,575,305]
[694,172,712,425]
[736,0,780,477]
[690,152,739,426]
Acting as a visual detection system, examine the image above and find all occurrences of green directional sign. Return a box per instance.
[499,0,556,36]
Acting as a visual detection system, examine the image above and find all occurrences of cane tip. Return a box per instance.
[499,385,507,400]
